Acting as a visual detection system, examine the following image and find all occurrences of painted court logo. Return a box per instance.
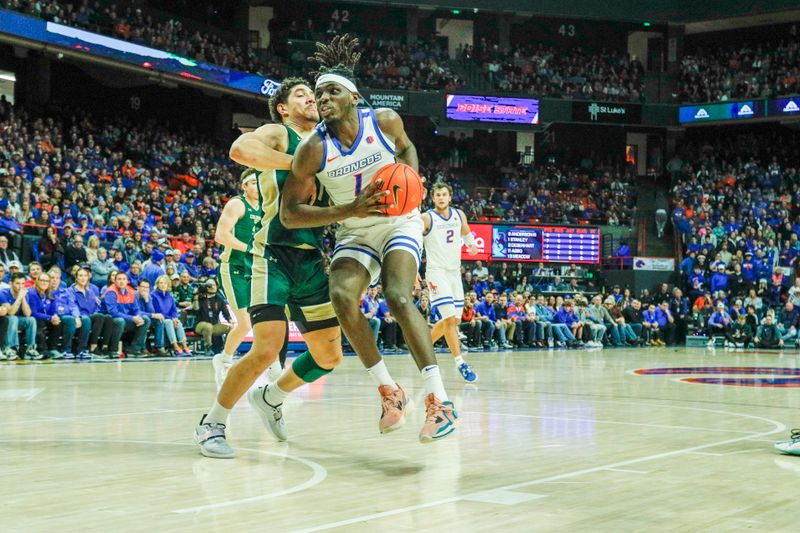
[634,366,800,387]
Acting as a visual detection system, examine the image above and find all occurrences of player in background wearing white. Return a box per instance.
[212,169,281,388]
[423,182,479,382]
[281,35,457,443]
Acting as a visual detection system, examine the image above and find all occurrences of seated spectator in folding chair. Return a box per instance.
[70,266,119,358]
[152,275,192,356]
[27,271,64,360]
[48,266,80,359]
[135,278,167,356]
[459,300,481,350]
[508,294,534,347]
[553,299,584,348]
[622,299,646,345]
[643,304,664,346]
[581,297,607,347]
[0,272,37,360]
[103,271,150,358]
[377,293,402,353]
[474,293,499,349]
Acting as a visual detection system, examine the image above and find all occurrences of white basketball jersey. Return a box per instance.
[316,108,418,229]
[423,207,462,271]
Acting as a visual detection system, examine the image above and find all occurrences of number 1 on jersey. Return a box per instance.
[354,173,363,195]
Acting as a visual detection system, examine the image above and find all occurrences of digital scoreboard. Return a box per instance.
[460,224,600,264]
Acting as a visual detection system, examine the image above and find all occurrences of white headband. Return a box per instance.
[315,73,359,94]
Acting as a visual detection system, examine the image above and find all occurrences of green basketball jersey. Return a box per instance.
[252,125,327,253]
[220,194,262,266]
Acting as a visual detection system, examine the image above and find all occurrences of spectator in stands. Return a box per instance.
[174,271,195,311]
[27,271,63,360]
[0,272,36,360]
[91,247,114,287]
[472,261,489,282]
[192,278,231,356]
[112,249,129,273]
[85,235,101,264]
[152,275,191,356]
[39,225,62,269]
[182,251,200,280]
[0,235,20,270]
[0,205,22,250]
[103,271,150,358]
[23,262,42,289]
[64,233,88,272]
[70,266,117,358]
[142,249,166,287]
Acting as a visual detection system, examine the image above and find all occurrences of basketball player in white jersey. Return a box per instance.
[280,35,457,443]
[423,182,479,382]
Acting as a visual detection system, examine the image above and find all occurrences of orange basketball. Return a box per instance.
[370,163,423,216]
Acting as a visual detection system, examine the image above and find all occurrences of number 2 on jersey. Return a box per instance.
[446,229,454,243]
[354,173,363,195]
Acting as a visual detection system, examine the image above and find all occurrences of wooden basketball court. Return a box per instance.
[4,347,798,531]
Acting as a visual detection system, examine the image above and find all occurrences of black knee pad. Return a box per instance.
[248,304,287,326]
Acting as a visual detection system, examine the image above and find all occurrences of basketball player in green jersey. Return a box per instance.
[212,168,281,388]
[194,78,342,459]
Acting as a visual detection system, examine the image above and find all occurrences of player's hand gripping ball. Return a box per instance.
[370,163,424,216]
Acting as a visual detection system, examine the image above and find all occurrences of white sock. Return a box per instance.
[206,400,231,425]
[367,360,396,389]
[221,351,233,363]
[422,365,448,402]
[263,381,289,406]
[453,355,465,366]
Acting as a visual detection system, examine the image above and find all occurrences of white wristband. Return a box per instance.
[463,232,476,247]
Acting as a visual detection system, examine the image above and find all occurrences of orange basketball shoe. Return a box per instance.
[378,383,409,433]
[419,393,458,443]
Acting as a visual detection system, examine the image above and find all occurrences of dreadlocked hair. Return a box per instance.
[308,33,361,81]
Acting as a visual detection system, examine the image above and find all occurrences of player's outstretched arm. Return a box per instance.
[229,124,293,171]
[214,197,248,252]
[375,108,418,171]
[458,208,478,255]
[280,136,391,229]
